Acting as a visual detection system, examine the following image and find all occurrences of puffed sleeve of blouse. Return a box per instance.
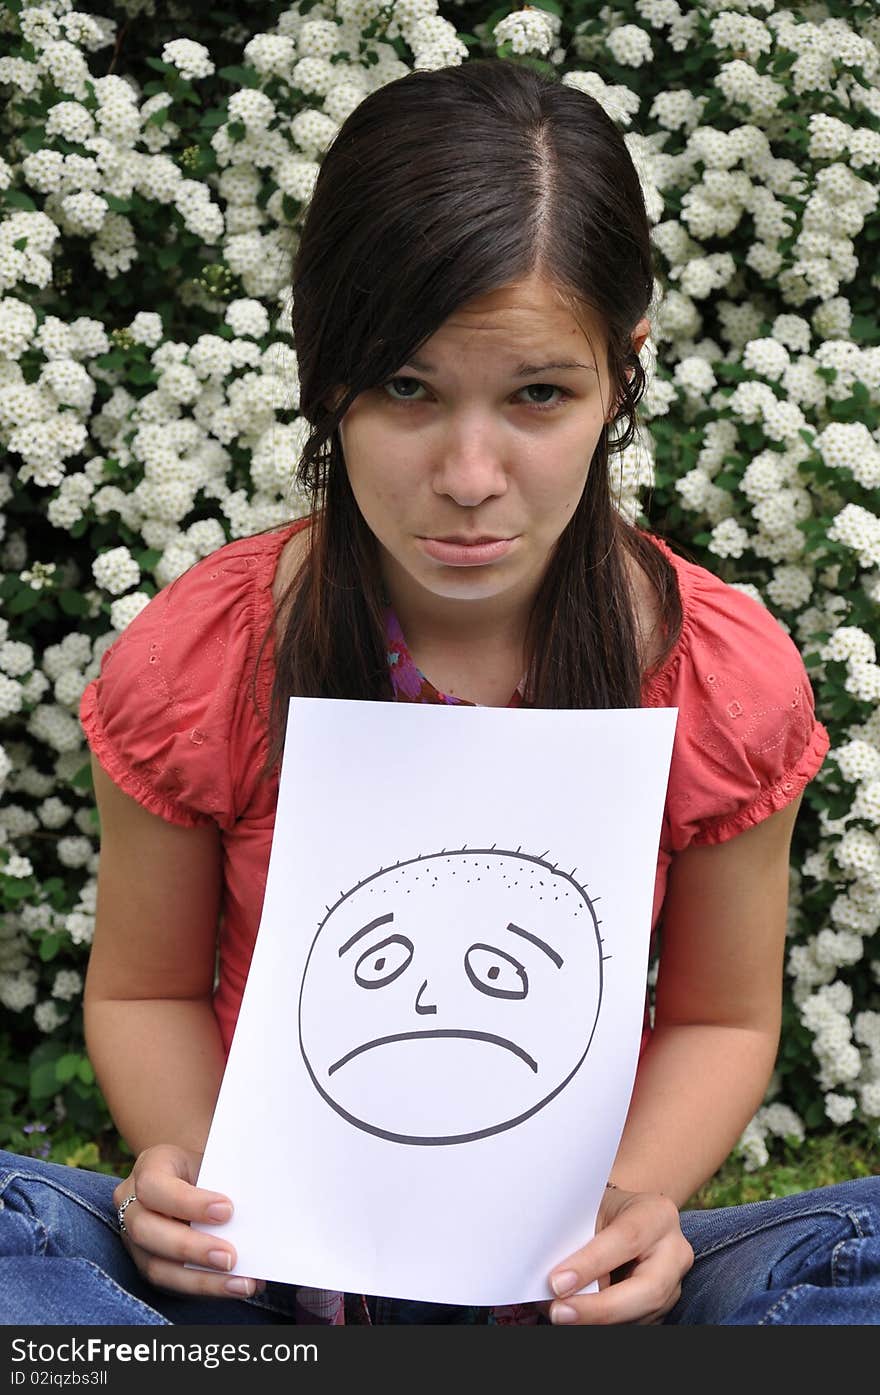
[655,563,830,852]
[79,538,274,832]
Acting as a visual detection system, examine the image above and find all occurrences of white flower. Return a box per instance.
[716,10,774,57]
[64,911,94,947]
[742,337,791,381]
[820,627,876,666]
[494,9,555,57]
[51,968,83,1002]
[851,781,880,826]
[835,742,880,785]
[92,545,140,596]
[606,23,653,68]
[815,422,880,489]
[290,109,338,157]
[3,853,33,879]
[846,662,880,705]
[708,518,749,559]
[0,971,38,1012]
[0,642,34,678]
[828,504,880,568]
[129,312,164,348]
[296,20,341,60]
[34,1000,68,1033]
[228,89,276,133]
[56,836,93,870]
[109,591,152,632]
[161,39,215,82]
[243,34,297,78]
[37,797,72,830]
[824,1093,857,1126]
[835,828,880,881]
[672,357,717,398]
[225,299,270,340]
[765,565,812,611]
[292,56,336,96]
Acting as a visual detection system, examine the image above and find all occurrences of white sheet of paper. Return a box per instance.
[195,698,677,1306]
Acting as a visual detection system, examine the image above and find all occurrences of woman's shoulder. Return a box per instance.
[79,522,306,829]
[643,535,811,697]
[641,535,830,849]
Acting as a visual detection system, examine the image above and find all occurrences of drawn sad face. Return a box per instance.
[298,850,604,1145]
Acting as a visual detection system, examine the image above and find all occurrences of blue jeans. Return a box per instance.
[1,1151,878,1325]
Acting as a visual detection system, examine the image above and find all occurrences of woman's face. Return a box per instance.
[338,271,649,616]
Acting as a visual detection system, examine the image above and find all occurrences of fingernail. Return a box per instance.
[551,1302,578,1325]
[551,1270,579,1297]
[207,1250,232,1271]
[225,1277,255,1297]
[206,1202,233,1222]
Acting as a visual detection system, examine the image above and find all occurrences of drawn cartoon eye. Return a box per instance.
[354,934,414,989]
[464,943,528,1000]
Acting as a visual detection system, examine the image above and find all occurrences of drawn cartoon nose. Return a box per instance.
[414,978,437,1015]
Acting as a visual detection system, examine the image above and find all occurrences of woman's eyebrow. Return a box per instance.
[506,922,564,968]
[338,912,394,957]
[403,355,596,378]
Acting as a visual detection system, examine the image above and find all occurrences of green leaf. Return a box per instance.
[104,194,132,214]
[77,1059,95,1086]
[55,1054,82,1084]
[227,121,246,143]
[128,362,157,386]
[201,108,228,129]
[135,548,162,570]
[156,244,183,268]
[38,933,65,963]
[58,589,91,617]
[70,762,94,792]
[19,127,45,154]
[146,107,170,128]
[30,1062,60,1100]
[4,189,37,212]
[8,588,41,615]
[218,65,260,88]
[145,57,175,75]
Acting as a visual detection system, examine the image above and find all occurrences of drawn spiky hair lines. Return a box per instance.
[315,845,601,933]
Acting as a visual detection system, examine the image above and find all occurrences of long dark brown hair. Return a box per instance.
[264,58,681,770]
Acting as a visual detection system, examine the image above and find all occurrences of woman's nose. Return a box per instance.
[431,418,508,506]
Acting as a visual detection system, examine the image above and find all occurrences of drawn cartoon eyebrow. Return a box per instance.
[506,922,563,968]
[338,912,394,957]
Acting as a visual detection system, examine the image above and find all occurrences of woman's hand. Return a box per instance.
[112,1144,265,1299]
[546,1186,694,1325]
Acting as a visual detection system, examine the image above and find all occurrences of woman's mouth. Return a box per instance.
[417,536,517,567]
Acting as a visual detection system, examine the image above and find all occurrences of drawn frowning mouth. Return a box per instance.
[327,1029,538,1075]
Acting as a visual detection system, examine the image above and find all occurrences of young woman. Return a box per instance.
[1,58,877,1327]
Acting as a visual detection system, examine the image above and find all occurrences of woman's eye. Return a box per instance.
[464,943,528,1000]
[383,377,426,402]
[518,384,564,409]
[354,933,414,988]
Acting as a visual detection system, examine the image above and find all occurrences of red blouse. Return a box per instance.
[80,519,829,1058]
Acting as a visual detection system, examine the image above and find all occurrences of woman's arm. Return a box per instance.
[84,754,227,1154]
[611,792,802,1205]
[83,755,259,1297]
[547,795,803,1322]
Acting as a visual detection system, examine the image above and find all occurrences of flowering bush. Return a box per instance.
[0,0,878,1173]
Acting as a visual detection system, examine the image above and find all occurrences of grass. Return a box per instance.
[689,1131,879,1210]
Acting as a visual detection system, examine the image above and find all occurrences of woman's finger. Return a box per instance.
[549,1245,687,1326]
[127,1243,264,1301]
[114,1169,233,1229]
[549,1194,682,1297]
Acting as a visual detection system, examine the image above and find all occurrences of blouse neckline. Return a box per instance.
[256,521,695,710]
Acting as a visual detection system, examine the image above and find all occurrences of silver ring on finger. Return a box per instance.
[117,1192,137,1236]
